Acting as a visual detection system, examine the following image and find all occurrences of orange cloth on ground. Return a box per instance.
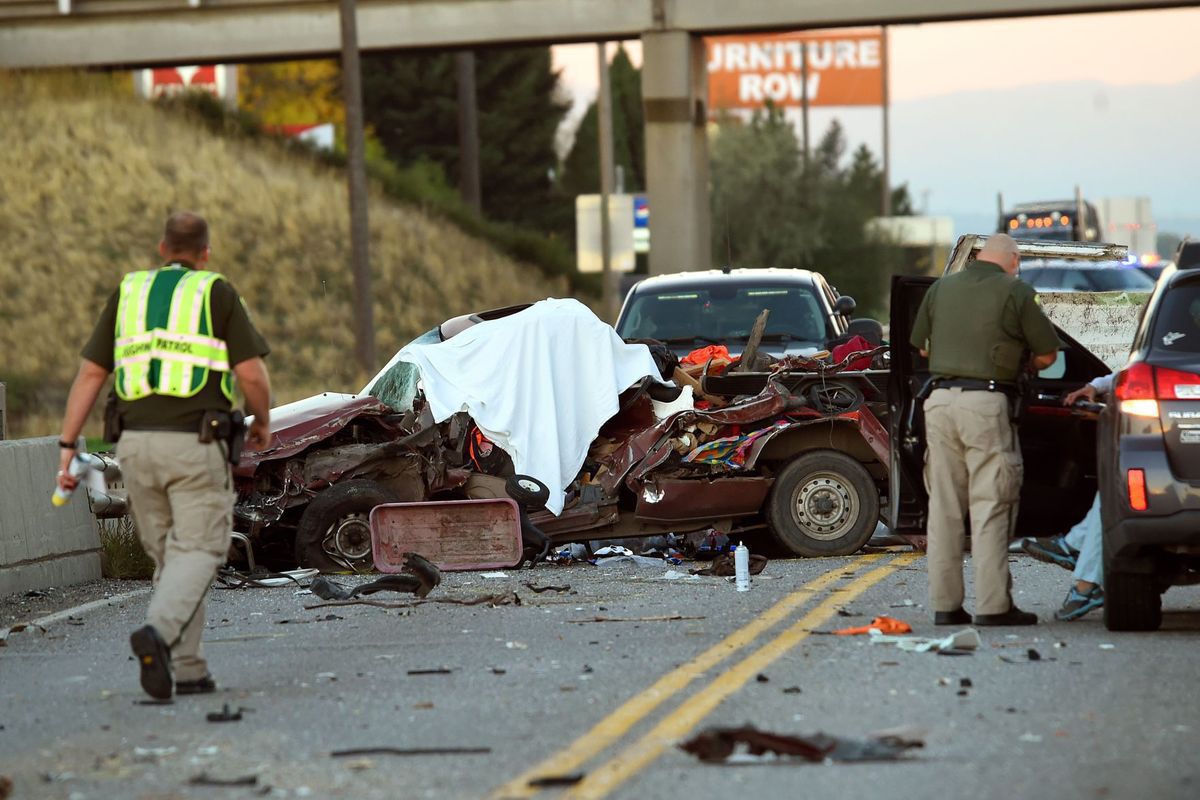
[832,616,913,636]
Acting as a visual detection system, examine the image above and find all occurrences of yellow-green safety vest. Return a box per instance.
[113,265,235,402]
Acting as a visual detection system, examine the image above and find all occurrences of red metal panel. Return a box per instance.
[370,498,522,572]
[635,477,773,522]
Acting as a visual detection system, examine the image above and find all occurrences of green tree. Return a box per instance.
[361,47,570,234]
[709,112,912,317]
[559,45,645,195]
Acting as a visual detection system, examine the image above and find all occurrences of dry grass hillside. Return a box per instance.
[0,72,567,437]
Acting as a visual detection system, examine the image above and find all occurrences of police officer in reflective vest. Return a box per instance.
[909,233,1058,627]
[56,212,272,699]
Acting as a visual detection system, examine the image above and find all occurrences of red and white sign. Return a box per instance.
[135,65,231,100]
[706,29,884,111]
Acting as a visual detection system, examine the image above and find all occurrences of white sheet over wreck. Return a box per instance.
[362,298,667,515]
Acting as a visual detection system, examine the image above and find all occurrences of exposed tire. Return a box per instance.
[1103,571,1162,631]
[765,451,879,557]
[294,480,400,573]
[505,474,550,511]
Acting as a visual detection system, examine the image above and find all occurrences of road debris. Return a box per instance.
[305,590,520,611]
[869,627,981,653]
[205,703,245,723]
[188,773,258,787]
[783,686,803,694]
[309,555,441,601]
[521,582,571,593]
[0,621,46,647]
[1099,643,1116,650]
[407,668,453,675]
[132,746,177,763]
[833,616,912,636]
[331,747,491,758]
[0,775,10,800]
[568,615,706,624]
[678,725,923,764]
[690,552,768,577]
[528,774,586,787]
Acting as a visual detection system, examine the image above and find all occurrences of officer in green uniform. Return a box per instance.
[56,212,272,699]
[909,233,1059,626]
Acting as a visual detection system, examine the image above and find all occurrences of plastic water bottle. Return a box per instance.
[51,452,104,507]
[734,541,751,592]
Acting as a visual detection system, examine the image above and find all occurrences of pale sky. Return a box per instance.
[552,7,1200,230]
[552,8,1200,103]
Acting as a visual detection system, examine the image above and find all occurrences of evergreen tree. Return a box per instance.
[559,46,645,195]
[709,112,913,317]
[361,47,570,233]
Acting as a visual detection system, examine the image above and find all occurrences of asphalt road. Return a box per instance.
[2,549,1199,800]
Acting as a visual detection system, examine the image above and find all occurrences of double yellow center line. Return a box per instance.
[492,552,919,799]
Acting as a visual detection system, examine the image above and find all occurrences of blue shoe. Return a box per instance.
[1020,536,1078,571]
[1055,586,1104,621]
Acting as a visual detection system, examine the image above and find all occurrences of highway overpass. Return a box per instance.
[2,0,1194,277]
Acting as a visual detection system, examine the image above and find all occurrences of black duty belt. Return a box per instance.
[932,378,1018,396]
[123,424,201,433]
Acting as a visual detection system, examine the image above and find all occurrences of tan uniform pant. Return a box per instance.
[117,431,233,682]
[923,388,1023,616]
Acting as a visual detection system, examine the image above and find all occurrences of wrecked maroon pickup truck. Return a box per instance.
[232,300,891,572]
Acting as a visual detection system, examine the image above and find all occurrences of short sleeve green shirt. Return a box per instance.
[82,262,270,430]
[909,259,1060,382]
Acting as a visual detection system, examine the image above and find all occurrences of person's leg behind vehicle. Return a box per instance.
[1056,497,1104,620]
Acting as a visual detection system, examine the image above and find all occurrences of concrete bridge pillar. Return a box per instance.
[641,30,711,275]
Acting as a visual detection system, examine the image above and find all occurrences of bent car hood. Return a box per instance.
[236,392,392,474]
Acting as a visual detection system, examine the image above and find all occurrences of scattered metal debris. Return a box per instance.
[205,704,245,723]
[521,582,571,594]
[305,590,520,611]
[567,614,706,624]
[188,773,258,787]
[528,774,586,787]
[678,725,923,764]
[331,747,491,758]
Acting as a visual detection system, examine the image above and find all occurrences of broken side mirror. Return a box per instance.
[835,295,857,318]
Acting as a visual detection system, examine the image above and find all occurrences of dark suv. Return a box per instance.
[1100,247,1200,630]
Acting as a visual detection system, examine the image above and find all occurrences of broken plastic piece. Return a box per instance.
[869,628,981,653]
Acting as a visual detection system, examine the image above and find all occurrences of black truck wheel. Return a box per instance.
[1103,571,1162,631]
[765,451,879,557]
[294,480,400,573]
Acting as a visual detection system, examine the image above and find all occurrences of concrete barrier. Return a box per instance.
[1040,291,1151,372]
[0,437,101,596]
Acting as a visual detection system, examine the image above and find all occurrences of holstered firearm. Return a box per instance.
[199,409,247,465]
[102,390,123,444]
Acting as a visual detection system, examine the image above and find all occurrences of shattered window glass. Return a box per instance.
[367,328,440,410]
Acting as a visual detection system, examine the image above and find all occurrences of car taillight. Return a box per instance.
[1127,469,1148,511]
[1155,366,1200,400]
[1114,363,1200,417]
[1115,363,1159,417]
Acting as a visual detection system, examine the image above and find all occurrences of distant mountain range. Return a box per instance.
[888,75,1200,239]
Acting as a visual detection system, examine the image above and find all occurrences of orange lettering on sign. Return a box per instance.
[706,29,884,111]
